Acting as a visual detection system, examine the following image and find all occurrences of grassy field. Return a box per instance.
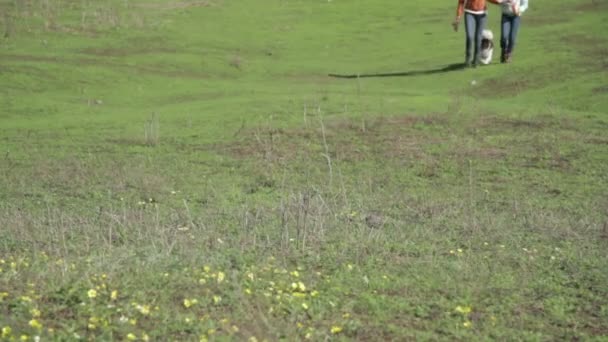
[1,0,607,340]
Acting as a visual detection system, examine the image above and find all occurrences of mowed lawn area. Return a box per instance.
[1,0,607,340]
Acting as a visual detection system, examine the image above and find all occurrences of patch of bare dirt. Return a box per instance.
[218,114,448,164]
[592,85,608,94]
[1,53,210,79]
[473,116,551,131]
[573,0,608,12]
[476,77,530,98]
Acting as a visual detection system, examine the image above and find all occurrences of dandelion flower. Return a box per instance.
[330,326,343,334]
[20,335,29,341]
[311,290,319,297]
[212,295,222,305]
[245,288,252,295]
[290,270,300,278]
[87,289,97,299]
[127,333,137,340]
[203,265,211,273]
[111,290,118,300]
[463,321,472,328]
[302,303,309,310]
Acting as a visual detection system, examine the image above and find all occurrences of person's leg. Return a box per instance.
[500,14,512,63]
[507,15,521,60]
[464,13,476,66]
[474,13,487,66]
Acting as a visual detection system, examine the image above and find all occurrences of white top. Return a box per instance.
[502,0,529,16]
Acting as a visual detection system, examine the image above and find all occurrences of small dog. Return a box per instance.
[479,29,494,65]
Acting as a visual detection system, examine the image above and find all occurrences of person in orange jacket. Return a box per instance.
[453,0,504,67]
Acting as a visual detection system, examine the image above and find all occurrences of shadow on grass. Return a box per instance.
[328,63,467,78]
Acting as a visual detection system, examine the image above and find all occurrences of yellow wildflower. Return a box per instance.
[290,270,300,278]
[20,335,29,341]
[244,288,252,295]
[28,320,42,330]
[231,325,239,333]
[217,271,225,283]
[30,308,41,318]
[203,265,211,273]
[302,303,309,310]
[0,292,7,301]
[111,290,118,300]
[455,306,472,314]
[457,248,464,253]
[2,326,11,338]
[142,333,150,341]
[463,321,472,328]
[137,305,151,315]
[347,264,353,271]
[19,296,32,303]
[213,295,222,304]
[87,289,97,299]
[248,337,258,342]
[127,333,137,340]
[330,326,343,334]
[310,290,319,297]
[183,299,198,308]
[207,329,216,335]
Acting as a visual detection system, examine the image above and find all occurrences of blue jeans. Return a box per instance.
[464,12,487,65]
[501,14,521,55]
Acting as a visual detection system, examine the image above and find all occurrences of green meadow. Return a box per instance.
[1,0,607,340]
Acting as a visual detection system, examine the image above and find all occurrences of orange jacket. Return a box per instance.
[456,0,501,17]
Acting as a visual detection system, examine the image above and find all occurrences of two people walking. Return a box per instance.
[453,0,529,67]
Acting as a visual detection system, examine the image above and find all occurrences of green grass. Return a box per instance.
[1,0,607,340]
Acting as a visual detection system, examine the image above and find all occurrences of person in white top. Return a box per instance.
[500,0,529,63]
